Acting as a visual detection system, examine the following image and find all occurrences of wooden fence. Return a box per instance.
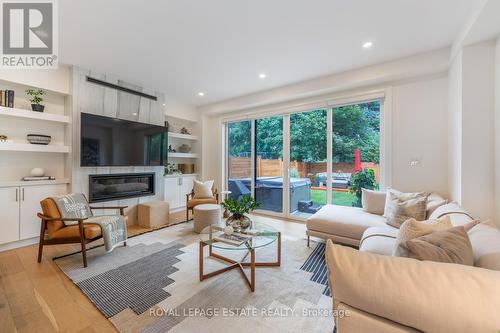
[229,157,380,182]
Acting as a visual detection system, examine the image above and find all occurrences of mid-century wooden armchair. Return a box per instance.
[186,185,219,222]
[37,197,127,267]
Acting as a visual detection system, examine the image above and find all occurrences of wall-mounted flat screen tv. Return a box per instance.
[80,113,167,167]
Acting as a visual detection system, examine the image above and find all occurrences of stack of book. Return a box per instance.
[0,90,15,107]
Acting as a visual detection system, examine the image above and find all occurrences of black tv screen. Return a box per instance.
[80,113,167,167]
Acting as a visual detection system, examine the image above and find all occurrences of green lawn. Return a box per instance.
[310,189,356,207]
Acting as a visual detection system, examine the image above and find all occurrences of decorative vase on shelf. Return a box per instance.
[31,104,45,112]
[30,168,45,177]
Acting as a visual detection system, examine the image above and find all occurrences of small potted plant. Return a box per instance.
[221,196,260,231]
[26,89,45,112]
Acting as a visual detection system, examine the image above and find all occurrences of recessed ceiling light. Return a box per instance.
[363,41,373,49]
[162,103,166,106]
[132,112,138,116]
[259,73,267,79]
[198,92,205,97]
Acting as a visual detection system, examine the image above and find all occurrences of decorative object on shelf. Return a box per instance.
[180,127,190,135]
[178,163,194,174]
[26,89,45,112]
[0,134,7,142]
[178,143,191,153]
[27,134,51,145]
[22,176,55,181]
[0,90,15,107]
[224,225,234,236]
[168,144,176,153]
[30,168,45,177]
[221,195,260,232]
[164,162,178,175]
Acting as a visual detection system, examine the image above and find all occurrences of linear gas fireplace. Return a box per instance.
[88,173,155,203]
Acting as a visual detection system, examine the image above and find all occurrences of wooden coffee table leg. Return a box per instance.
[277,232,281,266]
[199,241,204,281]
[250,248,255,292]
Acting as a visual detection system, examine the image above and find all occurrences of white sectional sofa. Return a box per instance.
[309,193,500,332]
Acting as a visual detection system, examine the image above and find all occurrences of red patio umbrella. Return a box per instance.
[353,148,363,172]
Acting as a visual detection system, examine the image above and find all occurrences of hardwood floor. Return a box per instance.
[0,211,307,333]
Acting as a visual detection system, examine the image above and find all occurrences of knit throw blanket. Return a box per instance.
[51,193,127,252]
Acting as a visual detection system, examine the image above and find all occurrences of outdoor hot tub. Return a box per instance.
[228,177,311,212]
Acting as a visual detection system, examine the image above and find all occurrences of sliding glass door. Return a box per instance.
[255,116,284,213]
[331,101,380,207]
[289,109,327,217]
[227,121,252,201]
[224,99,382,220]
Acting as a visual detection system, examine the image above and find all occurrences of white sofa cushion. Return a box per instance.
[468,223,500,270]
[306,205,387,241]
[359,226,398,256]
[361,189,386,215]
[428,202,474,226]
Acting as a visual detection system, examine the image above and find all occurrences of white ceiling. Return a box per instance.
[60,0,482,106]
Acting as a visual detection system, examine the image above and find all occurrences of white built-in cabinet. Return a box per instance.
[0,184,67,244]
[164,175,197,210]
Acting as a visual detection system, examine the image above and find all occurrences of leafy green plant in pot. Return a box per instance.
[350,169,377,208]
[221,196,260,231]
[26,89,45,112]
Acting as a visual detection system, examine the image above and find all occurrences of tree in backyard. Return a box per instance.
[227,102,379,163]
[332,103,380,163]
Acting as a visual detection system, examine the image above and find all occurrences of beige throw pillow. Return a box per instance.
[393,216,452,257]
[361,189,386,215]
[426,193,448,218]
[193,180,214,199]
[403,226,474,266]
[385,191,429,228]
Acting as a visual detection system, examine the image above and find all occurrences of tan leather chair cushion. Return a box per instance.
[40,198,65,237]
[49,224,102,240]
[187,198,217,208]
[325,240,500,333]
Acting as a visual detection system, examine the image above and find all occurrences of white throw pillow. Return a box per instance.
[361,189,386,215]
[393,216,452,257]
[193,180,214,199]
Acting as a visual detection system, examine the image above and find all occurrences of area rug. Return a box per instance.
[300,242,330,296]
[55,222,335,333]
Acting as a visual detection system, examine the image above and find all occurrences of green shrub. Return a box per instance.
[350,169,377,207]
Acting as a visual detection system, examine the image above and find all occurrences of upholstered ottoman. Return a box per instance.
[193,204,221,233]
[138,201,170,228]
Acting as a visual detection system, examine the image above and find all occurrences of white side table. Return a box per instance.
[193,204,221,233]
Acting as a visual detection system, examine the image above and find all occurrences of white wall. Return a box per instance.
[461,40,496,221]
[495,36,500,223]
[164,96,198,122]
[391,77,448,195]
[447,40,496,222]
[448,52,463,203]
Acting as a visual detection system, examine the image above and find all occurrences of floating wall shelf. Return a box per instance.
[0,106,70,123]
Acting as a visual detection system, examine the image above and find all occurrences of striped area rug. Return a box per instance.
[300,242,331,296]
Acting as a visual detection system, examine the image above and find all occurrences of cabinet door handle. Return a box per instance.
[15,188,18,202]
[22,188,25,201]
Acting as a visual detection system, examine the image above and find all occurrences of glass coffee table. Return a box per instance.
[198,221,281,292]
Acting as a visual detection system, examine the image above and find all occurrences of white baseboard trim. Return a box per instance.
[0,237,38,252]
